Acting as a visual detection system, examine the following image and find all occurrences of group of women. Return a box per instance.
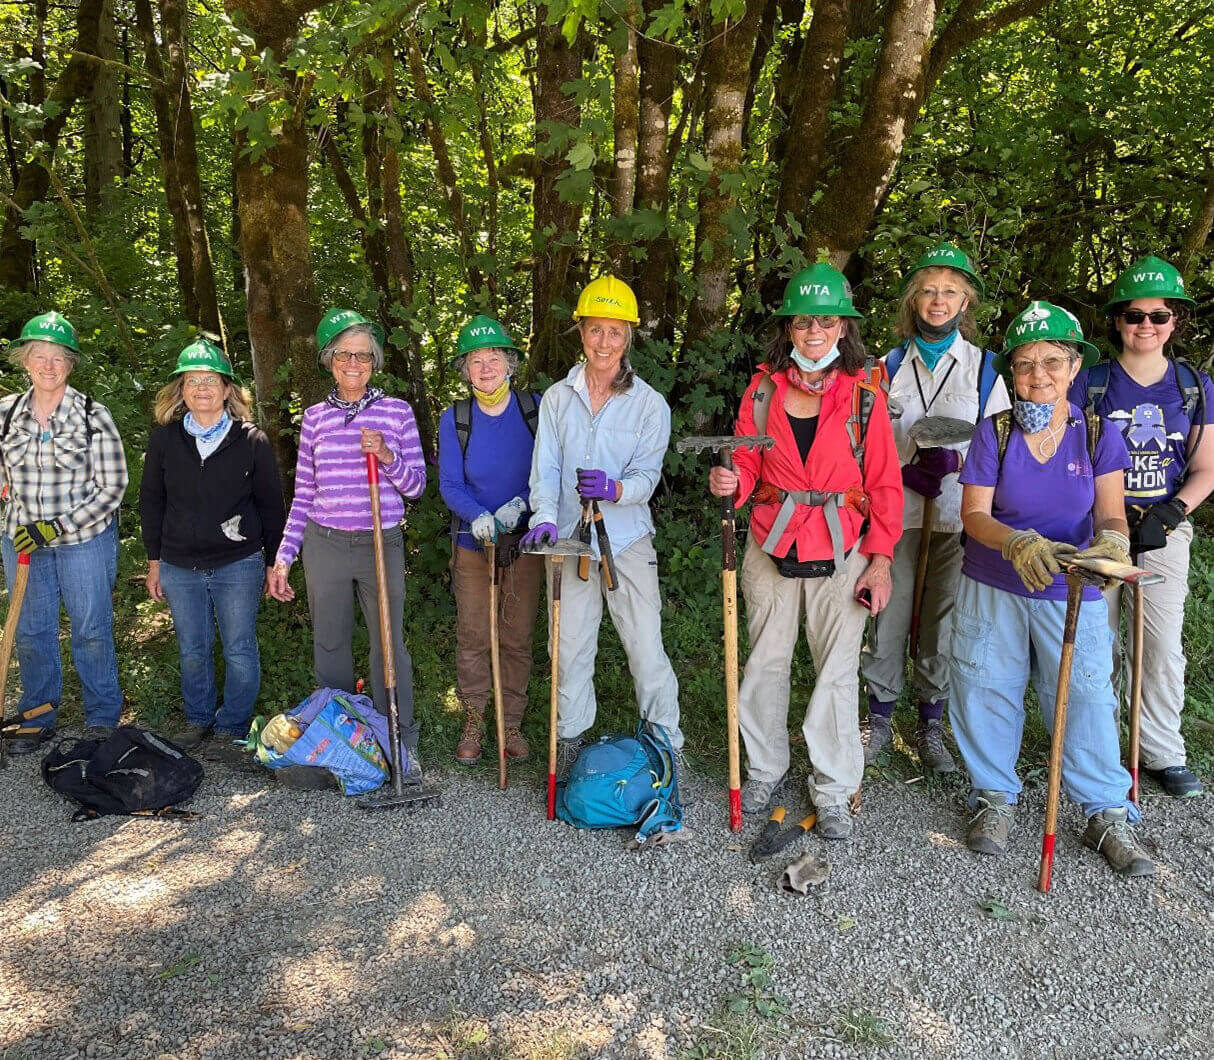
[1,249,1207,880]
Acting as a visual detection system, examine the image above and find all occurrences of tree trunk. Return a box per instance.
[83,0,122,213]
[120,27,134,179]
[1178,169,1214,275]
[608,2,639,274]
[682,2,764,353]
[741,0,781,145]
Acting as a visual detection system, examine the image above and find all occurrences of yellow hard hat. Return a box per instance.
[572,275,640,324]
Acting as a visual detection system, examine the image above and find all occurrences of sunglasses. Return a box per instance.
[791,315,841,331]
[1119,309,1173,325]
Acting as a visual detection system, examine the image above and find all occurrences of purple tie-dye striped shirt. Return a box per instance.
[275,396,426,566]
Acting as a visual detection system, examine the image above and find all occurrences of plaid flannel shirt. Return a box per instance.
[0,386,128,544]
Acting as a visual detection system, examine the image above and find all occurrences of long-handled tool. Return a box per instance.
[0,553,31,770]
[905,416,973,659]
[486,541,507,790]
[749,806,818,863]
[676,433,774,832]
[520,536,591,819]
[358,454,441,812]
[1128,582,1144,806]
[589,500,618,591]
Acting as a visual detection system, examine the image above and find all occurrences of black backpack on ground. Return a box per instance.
[41,726,204,821]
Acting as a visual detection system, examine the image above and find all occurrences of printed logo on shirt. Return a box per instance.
[1066,458,1093,478]
[1107,403,1184,500]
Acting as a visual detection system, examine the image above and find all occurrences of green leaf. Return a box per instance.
[689,151,712,173]
[727,996,750,1014]
[977,896,1019,922]
[566,141,597,171]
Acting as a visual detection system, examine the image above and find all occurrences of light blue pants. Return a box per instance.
[948,575,1137,821]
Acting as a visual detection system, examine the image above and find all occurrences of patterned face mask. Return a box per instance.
[1012,399,1055,434]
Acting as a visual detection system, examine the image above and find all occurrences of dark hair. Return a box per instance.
[1105,298,1191,351]
[765,318,868,374]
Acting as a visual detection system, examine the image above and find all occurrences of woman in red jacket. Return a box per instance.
[709,263,903,839]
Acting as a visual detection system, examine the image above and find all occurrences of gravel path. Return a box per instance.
[1,744,1211,1060]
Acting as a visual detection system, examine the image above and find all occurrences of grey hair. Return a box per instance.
[458,348,520,384]
[319,323,384,371]
[9,340,79,372]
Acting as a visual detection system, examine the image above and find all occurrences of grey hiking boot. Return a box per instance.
[967,791,1013,855]
[172,723,212,753]
[915,718,956,773]
[864,714,894,764]
[740,773,786,814]
[556,736,583,780]
[1084,808,1155,877]
[815,803,853,840]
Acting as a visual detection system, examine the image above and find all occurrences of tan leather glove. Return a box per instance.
[1072,529,1132,587]
[262,713,303,754]
[1002,529,1078,593]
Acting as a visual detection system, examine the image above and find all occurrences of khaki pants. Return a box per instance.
[738,536,867,808]
[1105,520,1192,769]
[451,545,543,727]
[860,528,963,705]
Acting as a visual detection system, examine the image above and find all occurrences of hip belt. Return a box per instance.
[759,487,868,571]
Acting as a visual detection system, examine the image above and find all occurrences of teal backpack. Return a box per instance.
[556,722,683,846]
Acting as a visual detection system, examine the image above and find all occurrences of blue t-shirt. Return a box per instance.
[1070,360,1214,506]
[438,392,538,551]
[959,404,1130,600]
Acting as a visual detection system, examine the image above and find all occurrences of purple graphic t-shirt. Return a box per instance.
[1070,360,1214,505]
[959,405,1130,600]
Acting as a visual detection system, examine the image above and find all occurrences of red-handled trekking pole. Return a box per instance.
[0,553,31,770]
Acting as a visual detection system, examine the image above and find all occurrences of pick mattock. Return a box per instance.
[486,541,507,790]
[675,432,774,832]
[905,416,973,659]
[0,553,31,770]
[520,535,591,819]
[358,454,441,812]
[1037,554,1164,892]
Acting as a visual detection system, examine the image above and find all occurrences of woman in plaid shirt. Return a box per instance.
[0,312,128,754]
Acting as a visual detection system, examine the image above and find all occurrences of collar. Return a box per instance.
[14,384,85,426]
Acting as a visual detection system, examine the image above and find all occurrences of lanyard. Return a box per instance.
[911,356,958,416]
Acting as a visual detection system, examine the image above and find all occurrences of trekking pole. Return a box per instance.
[0,553,31,771]
[486,541,507,790]
[1128,582,1144,806]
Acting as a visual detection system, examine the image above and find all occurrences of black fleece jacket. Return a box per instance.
[140,419,285,570]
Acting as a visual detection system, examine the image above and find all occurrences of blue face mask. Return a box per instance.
[791,342,840,374]
[1013,400,1055,434]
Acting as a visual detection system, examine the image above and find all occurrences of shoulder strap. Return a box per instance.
[993,409,1014,468]
[453,398,472,457]
[864,355,889,394]
[1084,360,1111,415]
[977,350,999,417]
[885,345,906,383]
[751,373,777,436]
[1172,358,1202,421]
[515,389,539,437]
[1084,408,1103,460]
[0,395,20,441]
[847,380,879,474]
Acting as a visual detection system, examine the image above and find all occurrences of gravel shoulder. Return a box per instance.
[1,746,1211,1060]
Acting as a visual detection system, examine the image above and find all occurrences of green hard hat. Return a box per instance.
[900,241,985,298]
[775,263,863,318]
[455,314,522,360]
[13,311,81,354]
[998,300,1100,370]
[315,307,385,367]
[171,339,235,380]
[1103,255,1195,311]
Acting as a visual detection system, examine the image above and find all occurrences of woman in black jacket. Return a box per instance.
[140,340,285,768]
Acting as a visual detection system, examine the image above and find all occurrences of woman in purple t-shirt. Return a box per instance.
[950,300,1154,878]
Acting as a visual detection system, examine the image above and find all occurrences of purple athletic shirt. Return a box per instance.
[959,403,1130,601]
[1070,360,1214,506]
[276,396,426,567]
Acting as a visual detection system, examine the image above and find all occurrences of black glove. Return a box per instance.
[1129,498,1187,554]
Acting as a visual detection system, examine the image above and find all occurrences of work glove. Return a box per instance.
[901,463,943,500]
[470,512,497,544]
[12,518,63,555]
[493,496,528,533]
[576,468,619,502]
[1074,529,1131,568]
[521,522,557,549]
[914,447,962,478]
[1130,498,1187,552]
[1002,529,1078,594]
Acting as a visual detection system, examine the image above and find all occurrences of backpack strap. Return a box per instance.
[1083,360,1112,415]
[847,378,879,474]
[993,409,1014,468]
[1084,408,1103,460]
[1173,358,1205,485]
[453,397,473,457]
[977,350,1000,417]
[515,389,540,438]
[0,393,21,441]
[885,345,906,384]
[751,372,777,437]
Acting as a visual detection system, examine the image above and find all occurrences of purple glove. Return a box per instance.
[901,463,943,500]
[914,447,961,478]
[521,522,557,549]
[576,468,619,502]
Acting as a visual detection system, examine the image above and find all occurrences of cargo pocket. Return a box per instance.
[1072,614,1113,692]
[950,610,992,680]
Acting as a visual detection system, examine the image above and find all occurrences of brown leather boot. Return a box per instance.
[504,726,530,761]
[455,707,484,765]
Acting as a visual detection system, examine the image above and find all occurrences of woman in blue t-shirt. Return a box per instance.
[1069,256,1214,799]
[950,301,1153,878]
[438,315,543,766]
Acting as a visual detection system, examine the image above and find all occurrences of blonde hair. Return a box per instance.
[153,376,253,425]
[9,340,79,372]
[895,269,980,343]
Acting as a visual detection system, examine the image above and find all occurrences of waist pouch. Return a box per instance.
[776,546,836,579]
[1126,507,1168,555]
[495,531,524,569]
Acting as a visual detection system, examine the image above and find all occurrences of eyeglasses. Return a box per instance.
[916,287,965,302]
[1119,309,1173,325]
[791,316,841,331]
[183,377,223,390]
[333,350,375,364]
[1010,356,1073,376]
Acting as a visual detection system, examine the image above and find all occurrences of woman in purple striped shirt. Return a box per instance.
[267,308,427,778]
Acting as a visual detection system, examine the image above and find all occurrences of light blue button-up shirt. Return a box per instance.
[528,362,671,557]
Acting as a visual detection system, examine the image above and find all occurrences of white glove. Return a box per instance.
[470,512,497,543]
[493,495,528,532]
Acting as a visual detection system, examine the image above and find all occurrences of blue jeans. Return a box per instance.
[948,575,1137,821]
[159,552,265,736]
[1,519,122,729]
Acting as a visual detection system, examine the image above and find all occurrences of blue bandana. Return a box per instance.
[1012,400,1055,434]
[183,411,231,443]
[912,331,957,372]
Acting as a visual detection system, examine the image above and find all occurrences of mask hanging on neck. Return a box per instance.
[791,342,841,375]
[473,378,510,411]
[1012,399,1055,434]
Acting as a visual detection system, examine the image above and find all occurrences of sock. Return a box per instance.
[918,699,945,723]
[868,696,895,720]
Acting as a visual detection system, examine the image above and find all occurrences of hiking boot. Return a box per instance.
[504,727,530,761]
[400,750,424,786]
[740,773,786,815]
[172,723,212,753]
[815,804,853,840]
[967,791,1013,855]
[82,725,115,741]
[1084,808,1155,877]
[1143,765,1204,799]
[206,736,259,774]
[864,714,893,764]
[455,710,484,765]
[915,718,956,773]
[556,736,583,779]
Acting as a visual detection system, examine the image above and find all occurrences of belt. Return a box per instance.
[759,487,868,571]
